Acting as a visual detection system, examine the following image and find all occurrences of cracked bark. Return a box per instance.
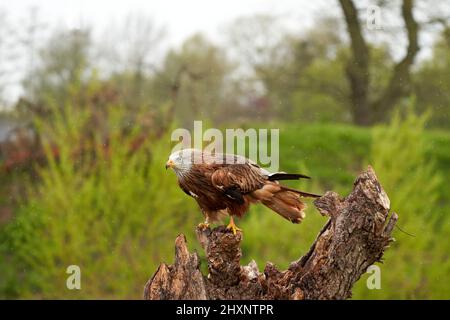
[144,166,398,300]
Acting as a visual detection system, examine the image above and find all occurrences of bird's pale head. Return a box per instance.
[166,148,201,176]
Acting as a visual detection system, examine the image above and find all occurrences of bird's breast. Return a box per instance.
[178,173,228,211]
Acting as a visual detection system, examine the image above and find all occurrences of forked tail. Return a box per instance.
[250,179,321,224]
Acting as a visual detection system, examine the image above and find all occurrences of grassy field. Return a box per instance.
[1,112,449,299]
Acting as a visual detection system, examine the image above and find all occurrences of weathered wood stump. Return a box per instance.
[144,166,398,300]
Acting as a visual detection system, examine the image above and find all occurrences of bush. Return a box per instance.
[352,109,448,299]
[0,103,198,298]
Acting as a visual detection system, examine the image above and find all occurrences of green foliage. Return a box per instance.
[152,34,232,125]
[22,29,91,106]
[1,108,450,298]
[0,101,198,298]
[291,45,394,124]
[352,109,448,299]
[292,54,350,123]
[414,28,450,128]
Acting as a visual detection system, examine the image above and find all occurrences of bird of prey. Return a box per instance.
[165,148,320,234]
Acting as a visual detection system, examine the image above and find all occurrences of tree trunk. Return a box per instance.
[339,0,371,126]
[371,0,420,121]
[144,166,398,300]
[338,0,420,125]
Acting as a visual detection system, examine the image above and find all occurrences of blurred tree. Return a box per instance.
[338,0,419,125]
[0,7,47,109]
[292,44,394,123]
[226,14,400,123]
[290,17,349,123]
[99,13,165,110]
[338,0,449,125]
[0,10,19,108]
[151,34,232,126]
[21,28,92,113]
[0,10,9,107]
[226,14,301,119]
[414,27,450,128]
[20,7,46,96]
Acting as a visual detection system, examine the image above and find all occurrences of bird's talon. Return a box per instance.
[226,217,242,235]
[227,225,242,235]
[198,222,210,230]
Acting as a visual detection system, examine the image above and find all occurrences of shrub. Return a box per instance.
[352,109,447,299]
[0,103,198,298]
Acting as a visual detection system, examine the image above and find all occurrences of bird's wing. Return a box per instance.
[209,163,266,204]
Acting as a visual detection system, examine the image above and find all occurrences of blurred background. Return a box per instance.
[0,0,449,299]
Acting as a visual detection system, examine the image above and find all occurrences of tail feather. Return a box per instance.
[261,190,306,224]
[279,185,322,198]
[250,181,322,224]
[268,172,310,181]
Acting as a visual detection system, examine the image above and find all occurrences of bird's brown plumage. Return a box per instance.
[167,149,320,226]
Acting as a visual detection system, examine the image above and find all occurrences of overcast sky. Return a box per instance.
[1,0,336,104]
[5,0,331,46]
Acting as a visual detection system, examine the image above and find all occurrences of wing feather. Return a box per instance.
[210,163,266,198]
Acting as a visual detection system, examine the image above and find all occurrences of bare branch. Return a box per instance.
[372,0,420,120]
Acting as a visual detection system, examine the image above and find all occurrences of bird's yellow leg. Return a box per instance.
[198,216,210,230]
[226,216,242,235]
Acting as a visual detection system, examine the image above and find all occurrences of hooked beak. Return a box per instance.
[165,159,175,170]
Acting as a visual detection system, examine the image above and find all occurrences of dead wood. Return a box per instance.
[144,166,397,300]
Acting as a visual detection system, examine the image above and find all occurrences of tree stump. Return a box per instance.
[144,166,398,300]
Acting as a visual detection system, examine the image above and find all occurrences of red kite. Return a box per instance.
[166,149,320,234]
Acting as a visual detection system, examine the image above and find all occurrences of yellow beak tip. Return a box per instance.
[166,160,174,170]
